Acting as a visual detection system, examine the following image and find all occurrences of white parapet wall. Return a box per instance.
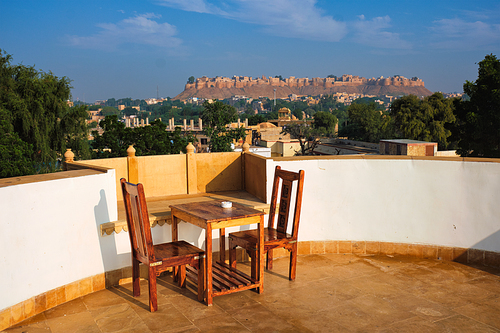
[268,157,500,252]
[0,169,118,311]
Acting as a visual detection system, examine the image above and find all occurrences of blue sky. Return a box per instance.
[1,0,499,103]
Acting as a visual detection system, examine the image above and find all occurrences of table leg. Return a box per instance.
[206,223,213,306]
[219,228,225,263]
[258,214,264,294]
[172,215,179,282]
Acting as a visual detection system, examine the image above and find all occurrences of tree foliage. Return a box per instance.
[0,49,90,178]
[340,102,393,143]
[313,111,337,135]
[91,116,195,158]
[391,93,456,149]
[452,54,500,157]
[200,100,246,152]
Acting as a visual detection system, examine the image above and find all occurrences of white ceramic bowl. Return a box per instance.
[221,201,232,208]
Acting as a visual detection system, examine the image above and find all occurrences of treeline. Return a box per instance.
[2,49,499,179]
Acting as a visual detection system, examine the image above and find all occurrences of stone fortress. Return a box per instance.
[175,74,432,100]
[187,74,425,90]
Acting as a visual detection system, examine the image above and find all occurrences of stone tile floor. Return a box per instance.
[4,253,500,332]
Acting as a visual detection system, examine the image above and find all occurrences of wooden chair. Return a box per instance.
[229,166,305,281]
[120,178,205,312]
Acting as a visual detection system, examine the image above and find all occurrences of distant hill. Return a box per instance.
[174,74,433,100]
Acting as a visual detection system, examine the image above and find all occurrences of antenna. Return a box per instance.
[157,86,159,100]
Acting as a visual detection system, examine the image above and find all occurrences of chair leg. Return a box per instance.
[289,244,298,281]
[178,265,186,288]
[132,258,141,297]
[148,267,158,312]
[197,258,205,303]
[266,249,273,270]
[250,250,257,281]
[229,240,237,270]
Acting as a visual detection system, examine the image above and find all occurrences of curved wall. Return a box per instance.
[2,155,500,329]
[269,157,500,252]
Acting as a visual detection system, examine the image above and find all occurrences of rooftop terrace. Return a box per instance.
[2,146,500,331]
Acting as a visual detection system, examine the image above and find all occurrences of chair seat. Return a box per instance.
[229,228,293,250]
[154,240,204,261]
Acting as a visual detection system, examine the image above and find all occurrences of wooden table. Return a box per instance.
[170,200,265,305]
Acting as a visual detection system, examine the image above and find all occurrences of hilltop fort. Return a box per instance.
[174,74,432,100]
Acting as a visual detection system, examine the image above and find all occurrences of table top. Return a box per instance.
[170,200,264,223]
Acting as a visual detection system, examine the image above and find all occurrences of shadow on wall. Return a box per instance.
[94,189,129,271]
[203,156,242,193]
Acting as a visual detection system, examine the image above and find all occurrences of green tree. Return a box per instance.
[188,76,195,84]
[122,106,137,117]
[391,93,456,149]
[313,111,337,135]
[292,109,303,120]
[247,114,266,126]
[91,116,194,158]
[0,49,90,177]
[200,100,246,152]
[341,103,393,143]
[452,54,500,157]
[101,106,120,116]
[0,108,35,177]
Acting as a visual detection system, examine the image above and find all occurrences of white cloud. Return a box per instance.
[430,18,500,49]
[156,0,223,14]
[351,15,412,50]
[66,13,182,50]
[158,0,347,42]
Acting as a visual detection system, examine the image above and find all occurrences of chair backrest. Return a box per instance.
[120,178,154,264]
[268,166,305,239]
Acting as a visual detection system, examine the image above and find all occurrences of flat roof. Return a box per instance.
[380,139,437,145]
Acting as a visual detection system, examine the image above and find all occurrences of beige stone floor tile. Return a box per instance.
[382,293,456,321]
[112,283,171,311]
[434,314,499,332]
[211,291,259,311]
[168,293,226,321]
[226,303,302,332]
[322,261,380,281]
[192,315,251,333]
[81,287,128,310]
[359,256,418,273]
[346,275,403,298]
[163,326,201,333]
[453,296,500,329]
[370,270,428,292]
[467,275,500,294]
[377,316,446,333]
[403,282,476,308]
[281,309,346,333]
[46,311,100,333]
[396,265,453,285]
[130,303,194,333]
[43,298,87,320]
[286,278,362,311]
[316,294,414,331]
[91,303,149,333]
